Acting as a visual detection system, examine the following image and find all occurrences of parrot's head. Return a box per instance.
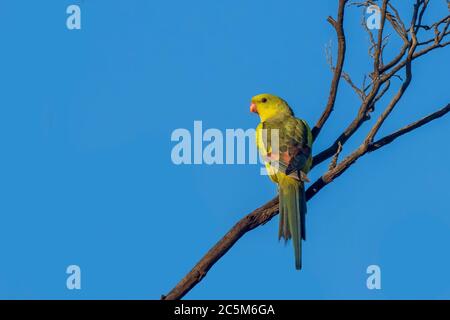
[250,93,293,121]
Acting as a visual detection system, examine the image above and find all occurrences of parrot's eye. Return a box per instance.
[261,98,268,103]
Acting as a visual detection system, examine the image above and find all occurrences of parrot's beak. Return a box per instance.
[250,102,258,114]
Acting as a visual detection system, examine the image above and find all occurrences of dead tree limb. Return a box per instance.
[312,0,348,140]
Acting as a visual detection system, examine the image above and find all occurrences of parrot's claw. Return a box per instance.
[287,170,310,183]
[300,171,310,183]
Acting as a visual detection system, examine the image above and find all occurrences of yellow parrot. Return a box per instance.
[250,93,313,269]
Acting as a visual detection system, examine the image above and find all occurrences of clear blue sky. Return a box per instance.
[0,1,449,299]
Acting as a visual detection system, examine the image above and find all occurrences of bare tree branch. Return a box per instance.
[373,0,389,73]
[368,103,450,152]
[341,71,365,99]
[366,10,419,144]
[161,197,279,301]
[312,0,348,140]
[313,2,449,168]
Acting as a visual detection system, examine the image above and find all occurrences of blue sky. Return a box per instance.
[0,0,449,299]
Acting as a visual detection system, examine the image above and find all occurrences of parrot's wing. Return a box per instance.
[257,117,312,178]
[282,118,312,176]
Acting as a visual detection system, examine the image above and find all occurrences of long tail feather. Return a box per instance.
[278,178,306,270]
[300,183,307,241]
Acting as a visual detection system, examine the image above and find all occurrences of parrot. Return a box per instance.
[250,93,313,270]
